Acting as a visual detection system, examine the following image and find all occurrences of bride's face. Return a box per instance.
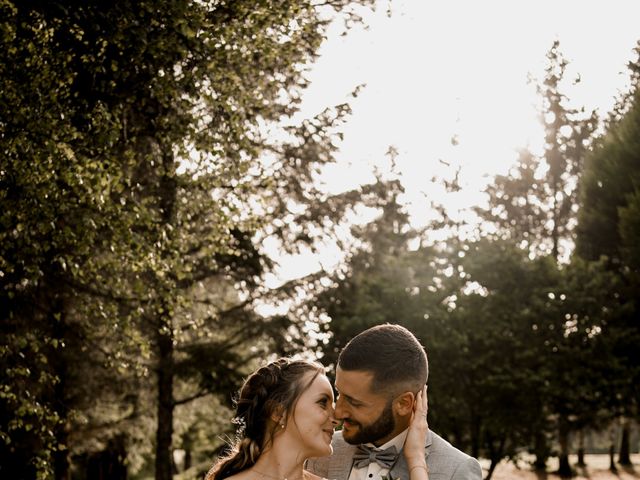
[287,373,337,458]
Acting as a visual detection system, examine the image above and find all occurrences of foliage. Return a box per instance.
[576,70,640,431]
[316,40,637,480]
[477,41,597,261]
[1,0,382,478]
[314,179,430,368]
[576,87,640,266]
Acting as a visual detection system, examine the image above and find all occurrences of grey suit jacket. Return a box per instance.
[306,430,482,480]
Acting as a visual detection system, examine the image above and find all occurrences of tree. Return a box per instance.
[476,41,599,476]
[314,178,428,368]
[576,85,640,266]
[478,41,597,261]
[311,179,535,476]
[437,240,558,479]
[0,2,145,476]
[576,53,640,466]
[1,1,384,478]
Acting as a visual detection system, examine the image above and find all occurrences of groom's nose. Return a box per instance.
[334,395,347,420]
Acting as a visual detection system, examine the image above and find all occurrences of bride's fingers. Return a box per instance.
[412,386,428,422]
[417,386,427,419]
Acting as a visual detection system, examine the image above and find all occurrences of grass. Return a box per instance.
[486,453,640,480]
[139,453,640,480]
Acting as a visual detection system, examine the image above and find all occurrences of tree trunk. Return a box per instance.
[576,429,585,467]
[609,422,618,472]
[52,304,70,480]
[184,448,192,471]
[485,459,498,480]
[86,436,128,480]
[533,431,549,471]
[550,146,561,262]
[154,148,178,480]
[484,430,505,480]
[470,415,481,460]
[552,199,559,260]
[183,435,193,471]
[154,319,175,480]
[557,420,573,477]
[618,418,631,466]
[54,427,70,480]
[609,444,617,472]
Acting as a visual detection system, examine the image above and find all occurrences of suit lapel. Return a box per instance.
[389,430,433,480]
[330,439,358,480]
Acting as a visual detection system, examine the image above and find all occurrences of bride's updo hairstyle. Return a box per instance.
[206,357,325,480]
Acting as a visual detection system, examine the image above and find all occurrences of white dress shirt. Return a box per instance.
[348,429,409,480]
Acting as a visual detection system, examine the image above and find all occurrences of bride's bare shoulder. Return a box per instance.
[212,470,255,480]
[213,471,252,480]
[304,471,327,480]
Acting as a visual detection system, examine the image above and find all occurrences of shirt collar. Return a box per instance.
[365,428,408,452]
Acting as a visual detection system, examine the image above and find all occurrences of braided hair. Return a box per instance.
[206,358,325,480]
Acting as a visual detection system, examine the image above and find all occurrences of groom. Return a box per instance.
[307,324,482,480]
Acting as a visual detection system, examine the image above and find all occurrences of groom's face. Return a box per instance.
[334,367,398,446]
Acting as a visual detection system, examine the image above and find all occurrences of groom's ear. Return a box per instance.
[392,391,415,416]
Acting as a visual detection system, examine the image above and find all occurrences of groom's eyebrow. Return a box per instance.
[341,392,364,405]
[335,385,364,404]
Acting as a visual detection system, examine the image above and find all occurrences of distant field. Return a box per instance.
[168,454,640,480]
[484,453,640,479]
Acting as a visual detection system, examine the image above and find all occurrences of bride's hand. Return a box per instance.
[404,385,428,469]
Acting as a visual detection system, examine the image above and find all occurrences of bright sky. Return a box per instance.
[267,0,640,285]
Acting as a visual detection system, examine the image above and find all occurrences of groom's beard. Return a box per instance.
[343,400,395,445]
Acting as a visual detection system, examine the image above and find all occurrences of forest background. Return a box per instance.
[1,1,639,480]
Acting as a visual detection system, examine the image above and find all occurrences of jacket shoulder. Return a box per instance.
[428,431,482,479]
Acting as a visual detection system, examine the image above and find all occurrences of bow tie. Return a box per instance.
[353,444,398,469]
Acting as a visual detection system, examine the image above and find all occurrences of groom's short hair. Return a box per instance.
[337,323,428,395]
